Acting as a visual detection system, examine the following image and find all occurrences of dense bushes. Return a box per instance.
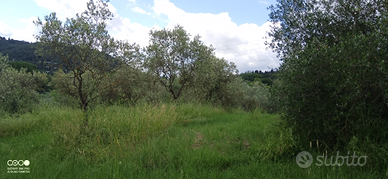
[268,0,388,170]
[111,65,165,105]
[0,54,48,114]
[275,32,388,148]
[241,80,271,111]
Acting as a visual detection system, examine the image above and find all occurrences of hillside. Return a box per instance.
[0,37,36,63]
[0,36,54,72]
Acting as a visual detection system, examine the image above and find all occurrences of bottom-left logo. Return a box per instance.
[7,160,30,174]
[7,160,30,166]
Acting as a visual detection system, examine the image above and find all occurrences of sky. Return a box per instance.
[0,0,281,73]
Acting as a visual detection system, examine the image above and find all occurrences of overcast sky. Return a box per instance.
[0,0,281,73]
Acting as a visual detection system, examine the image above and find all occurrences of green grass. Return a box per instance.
[0,103,386,178]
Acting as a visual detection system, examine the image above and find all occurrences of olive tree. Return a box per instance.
[145,25,215,101]
[34,0,135,127]
[190,56,239,104]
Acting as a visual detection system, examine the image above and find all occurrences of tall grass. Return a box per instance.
[45,103,183,164]
[1,103,386,178]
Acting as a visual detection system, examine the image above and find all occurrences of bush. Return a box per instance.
[268,1,388,168]
[241,81,271,111]
[8,61,38,73]
[276,32,388,150]
[0,54,48,114]
[50,90,78,108]
[109,65,165,105]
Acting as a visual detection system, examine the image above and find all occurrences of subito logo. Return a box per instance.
[7,160,30,166]
[296,151,313,168]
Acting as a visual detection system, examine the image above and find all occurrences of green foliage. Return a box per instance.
[251,78,262,85]
[0,36,57,73]
[268,0,388,170]
[190,67,274,111]
[240,72,262,82]
[145,25,216,101]
[51,69,111,109]
[0,37,39,68]
[261,78,273,86]
[104,64,164,105]
[0,54,48,114]
[242,81,271,111]
[8,61,38,73]
[34,0,135,115]
[212,77,246,109]
[29,6,270,113]
[0,53,8,71]
[189,56,239,104]
[239,70,277,87]
[49,89,79,108]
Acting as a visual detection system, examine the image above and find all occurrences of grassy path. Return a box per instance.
[0,104,383,178]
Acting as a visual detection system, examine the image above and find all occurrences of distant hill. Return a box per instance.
[0,36,56,73]
[0,37,35,62]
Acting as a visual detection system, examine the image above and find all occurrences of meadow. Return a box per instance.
[1,102,384,179]
[1,0,387,178]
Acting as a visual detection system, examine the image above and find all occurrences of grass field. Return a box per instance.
[0,103,385,178]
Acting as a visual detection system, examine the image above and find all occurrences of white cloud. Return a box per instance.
[151,0,279,72]
[32,0,151,46]
[13,17,40,42]
[33,0,88,19]
[132,7,147,14]
[258,1,269,5]
[28,0,150,47]
[0,21,13,37]
[107,17,156,47]
[106,4,155,47]
[0,17,39,42]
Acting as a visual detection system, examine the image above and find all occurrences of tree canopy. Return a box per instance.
[145,25,216,100]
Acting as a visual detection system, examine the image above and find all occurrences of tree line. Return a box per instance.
[239,69,278,87]
[0,0,275,131]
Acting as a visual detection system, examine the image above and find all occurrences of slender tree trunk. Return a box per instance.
[176,81,186,100]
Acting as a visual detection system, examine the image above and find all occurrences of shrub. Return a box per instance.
[109,65,165,105]
[0,54,48,114]
[267,0,388,164]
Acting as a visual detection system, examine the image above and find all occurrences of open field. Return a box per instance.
[0,103,385,178]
